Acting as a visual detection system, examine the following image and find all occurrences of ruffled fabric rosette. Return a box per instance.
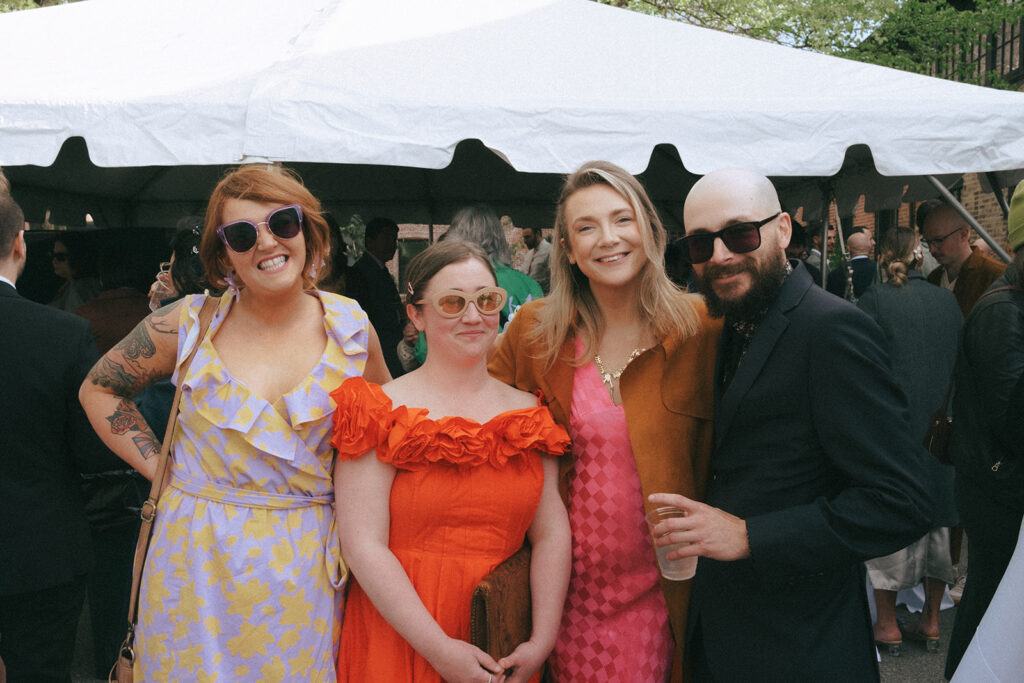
[330,377,569,471]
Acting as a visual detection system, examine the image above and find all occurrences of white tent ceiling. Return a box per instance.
[1,0,1022,228]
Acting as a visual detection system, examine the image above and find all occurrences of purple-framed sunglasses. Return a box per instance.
[216,204,304,253]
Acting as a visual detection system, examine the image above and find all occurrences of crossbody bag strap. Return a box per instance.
[123,295,218,638]
[942,285,1024,412]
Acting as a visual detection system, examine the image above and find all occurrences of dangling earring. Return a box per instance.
[224,270,239,291]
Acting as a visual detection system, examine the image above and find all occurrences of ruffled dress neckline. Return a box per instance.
[331,377,569,471]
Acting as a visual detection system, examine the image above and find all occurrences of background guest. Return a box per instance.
[73,231,154,677]
[945,180,1024,678]
[828,231,877,300]
[518,226,552,293]
[857,227,962,655]
[414,204,542,365]
[133,220,210,442]
[803,221,834,273]
[347,216,406,378]
[0,191,108,682]
[49,231,101,312]
[921,203,1004,317]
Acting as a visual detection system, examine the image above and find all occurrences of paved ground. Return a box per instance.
[879,603,957,683]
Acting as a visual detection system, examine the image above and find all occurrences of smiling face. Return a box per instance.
[684,169,791,319]
[219,198,307,295]
[408,257,500,362]
[562,184,646,297]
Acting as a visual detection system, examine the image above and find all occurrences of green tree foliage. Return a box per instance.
[598,0,1024,88]
[598,0,901,52]
[1,0,76,12]
[853,0,1023,87]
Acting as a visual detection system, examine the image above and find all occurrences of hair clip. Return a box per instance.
[406,282,414,296]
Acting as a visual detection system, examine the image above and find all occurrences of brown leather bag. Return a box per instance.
[470,542,532,665]
[110,297,216,683]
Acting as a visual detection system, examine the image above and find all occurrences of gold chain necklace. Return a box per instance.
[594,347,645,391]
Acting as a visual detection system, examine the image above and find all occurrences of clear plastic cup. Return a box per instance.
[148,269,176,311]
[646,506,697,581]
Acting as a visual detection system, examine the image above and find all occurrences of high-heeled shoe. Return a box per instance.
[902,621,940,653]
[874,637,903,657]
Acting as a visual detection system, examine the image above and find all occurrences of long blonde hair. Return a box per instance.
[529,160,702,369]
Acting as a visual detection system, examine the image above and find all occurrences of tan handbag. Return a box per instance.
[470,542,532,671]
[110,297,216,683]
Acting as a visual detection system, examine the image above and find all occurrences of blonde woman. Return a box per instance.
[489,161,721,682]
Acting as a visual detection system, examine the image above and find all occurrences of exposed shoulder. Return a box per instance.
[496,378,541,411]
[375,371,429,409]
[151,296,186,327]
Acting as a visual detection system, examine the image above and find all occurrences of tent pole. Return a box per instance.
[818,185,830,288]
[832,199,856,302]
[984,171,1011,219]
[926,175,1011,263]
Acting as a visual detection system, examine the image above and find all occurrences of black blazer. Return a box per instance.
[346,254,404,377]
[688,263,935,682]
[827,256,878,299]
[0,281,109,595]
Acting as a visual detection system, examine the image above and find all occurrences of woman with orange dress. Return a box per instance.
[332,239,571,683]
[489,161,721,682]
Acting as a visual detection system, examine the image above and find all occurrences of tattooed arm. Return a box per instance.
[79,300,182,481]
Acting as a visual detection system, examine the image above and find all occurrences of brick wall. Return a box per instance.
[829,173,1011,251]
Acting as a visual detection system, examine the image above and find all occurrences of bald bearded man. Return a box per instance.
[650,169,935,682]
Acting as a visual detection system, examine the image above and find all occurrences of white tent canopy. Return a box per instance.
[1,0,1023,227]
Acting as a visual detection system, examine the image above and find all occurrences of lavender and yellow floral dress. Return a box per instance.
[133,291,365,681]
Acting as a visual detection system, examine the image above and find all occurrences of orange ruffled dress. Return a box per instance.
[331,377,570,683]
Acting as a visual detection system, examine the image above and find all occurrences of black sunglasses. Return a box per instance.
[216,204,303,253]
[679,213,781,264]
[52,252,69,262]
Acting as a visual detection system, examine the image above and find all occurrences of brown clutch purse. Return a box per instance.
[470,542,532,663]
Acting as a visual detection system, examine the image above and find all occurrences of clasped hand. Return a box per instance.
[647,493,751,562]
[431,636,546,683]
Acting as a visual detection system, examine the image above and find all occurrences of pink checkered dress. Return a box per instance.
[548,353,673,682]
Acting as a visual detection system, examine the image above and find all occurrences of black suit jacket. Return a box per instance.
[688,262,935,682]
[0,281,108,595]
[827,256,877,299]
[346,254,403,378]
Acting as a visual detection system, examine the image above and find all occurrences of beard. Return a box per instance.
[696,249,789,322]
